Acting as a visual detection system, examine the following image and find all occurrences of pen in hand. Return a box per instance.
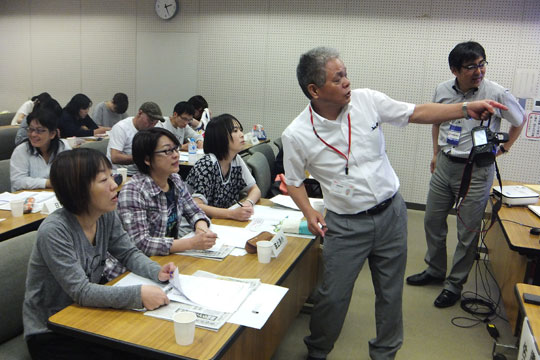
[236,201,244,207]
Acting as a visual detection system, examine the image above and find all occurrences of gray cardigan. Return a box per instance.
[23,208,163,338]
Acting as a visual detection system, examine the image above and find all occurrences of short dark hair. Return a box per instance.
[448,41,486,70]
[112,93,129,114]
[173,101,195,116]
[297,47,340,99]
[187,95,208,111]
[24,109,61,156]
[203,114,243,161]
[64,93,92,118]
[132,127,180,174]
[50,148,112,215]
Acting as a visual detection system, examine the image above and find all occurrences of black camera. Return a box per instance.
[470,126,509,167]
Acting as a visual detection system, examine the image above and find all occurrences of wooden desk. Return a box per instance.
[484,185,540,330]
[48,220,319,359]
[515,284,540,341]
[0,190,53,241]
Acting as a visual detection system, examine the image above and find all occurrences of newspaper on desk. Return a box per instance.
[145,270,261,331]
[116,270,286,331]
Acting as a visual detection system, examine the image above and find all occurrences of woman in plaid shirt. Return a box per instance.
[103,127,216,280]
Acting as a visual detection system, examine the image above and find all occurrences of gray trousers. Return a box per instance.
[424,151,494,294]
[305,192,408,360]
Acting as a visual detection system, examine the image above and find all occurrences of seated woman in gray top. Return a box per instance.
[23,148,175,360]
[10,109,71,191]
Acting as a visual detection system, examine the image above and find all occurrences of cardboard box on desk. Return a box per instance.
[492,185,539,206]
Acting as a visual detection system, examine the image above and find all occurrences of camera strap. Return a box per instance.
[455,154,503,233]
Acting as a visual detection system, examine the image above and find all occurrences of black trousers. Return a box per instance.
[27,332,145,360]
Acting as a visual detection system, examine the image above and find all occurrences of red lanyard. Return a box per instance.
[309,106,351,175]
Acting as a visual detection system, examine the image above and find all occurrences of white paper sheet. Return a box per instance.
[228,283,288,329]
[270,194,323,212]
[169,268,253,313]
[246,205,304,233]
[181,223,257,249]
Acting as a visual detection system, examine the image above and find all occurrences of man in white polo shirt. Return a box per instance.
[107,101,164,175]
[282,46,506,360]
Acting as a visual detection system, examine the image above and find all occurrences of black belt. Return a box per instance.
[442,151,468,164]
[357,194,395,216]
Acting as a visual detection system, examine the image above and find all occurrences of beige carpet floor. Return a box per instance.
[271,210,517,360]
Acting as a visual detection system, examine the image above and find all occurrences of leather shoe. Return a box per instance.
[434,289,460,308]
[406,270,444,286]
[306,356,326,360]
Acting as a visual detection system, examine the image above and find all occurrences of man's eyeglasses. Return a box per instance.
[154,146,180,156]
[26,127,48,134]
[462,61,488,71]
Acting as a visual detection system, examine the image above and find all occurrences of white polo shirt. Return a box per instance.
[106,117,138,175]
[282,88,415,215]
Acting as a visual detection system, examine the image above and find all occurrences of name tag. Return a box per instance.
[41,198,62,215]
[447,124,462,146]
[330,178,354,197]
[270,229,287,258]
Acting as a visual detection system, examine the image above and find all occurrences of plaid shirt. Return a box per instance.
[103,172,210,280]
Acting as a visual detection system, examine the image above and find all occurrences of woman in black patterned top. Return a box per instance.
[186,114,261,221]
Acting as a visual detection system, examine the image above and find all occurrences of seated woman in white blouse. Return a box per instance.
[10,109,71,191]
[186,114,261,221]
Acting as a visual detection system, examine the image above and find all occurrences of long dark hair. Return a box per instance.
[64,93,92,119]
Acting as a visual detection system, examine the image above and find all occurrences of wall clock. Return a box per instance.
[155,0,178,20]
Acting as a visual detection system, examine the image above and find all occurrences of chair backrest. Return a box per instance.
[0,231,37,343]
[0,159,10,193]
[245,152,271,198]
[80,138,109,155]
[273,137,282,153]
[0,127,19,160]
[0,113,15,127]
[248,143,276,179]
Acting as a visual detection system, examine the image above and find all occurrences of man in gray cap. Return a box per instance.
[107,101,164,175]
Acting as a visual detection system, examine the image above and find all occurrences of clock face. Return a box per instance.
[155,0,178,20]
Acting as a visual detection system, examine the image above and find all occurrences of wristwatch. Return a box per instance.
[499,145,507,154]
[462,102,471,120]
[246,199,255,206]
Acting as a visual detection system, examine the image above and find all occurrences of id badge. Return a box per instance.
[446,124,461,146]
[330,178,354,198]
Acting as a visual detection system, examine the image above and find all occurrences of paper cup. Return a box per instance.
[10,199,24,217]
[117,168,127,184]
[257,241,273,264]
[173,311,196,346]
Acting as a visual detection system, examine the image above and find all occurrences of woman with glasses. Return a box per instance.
[23,148,175,360]
[58,93,110,138]
[103,127,216,281]
[186,114,261,221]
[10,109,71,191]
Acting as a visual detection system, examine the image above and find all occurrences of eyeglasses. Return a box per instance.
[26,127,48,134]
[154,146,180,156]
[462,61,488,71]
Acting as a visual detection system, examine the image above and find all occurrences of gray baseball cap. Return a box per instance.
[139,101,165,122]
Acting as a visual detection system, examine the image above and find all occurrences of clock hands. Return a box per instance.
[164,3,171,15]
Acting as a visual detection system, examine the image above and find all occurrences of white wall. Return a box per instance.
[1,0,539,204]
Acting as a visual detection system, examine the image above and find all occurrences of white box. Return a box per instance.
[492,185,539,206]
[518,317,540,359]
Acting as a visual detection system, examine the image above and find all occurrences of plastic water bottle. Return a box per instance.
[188,138,197,164]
